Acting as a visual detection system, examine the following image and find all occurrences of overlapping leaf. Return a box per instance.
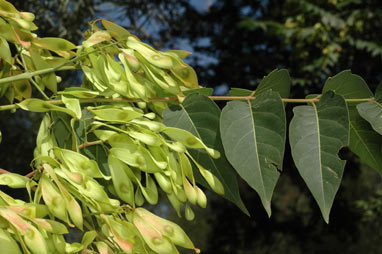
[220,90,286,216]
[163,93,249,215]
[322,70,382,173]
[289,91,349,223]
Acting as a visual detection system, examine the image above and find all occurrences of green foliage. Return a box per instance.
[1,1,382,253]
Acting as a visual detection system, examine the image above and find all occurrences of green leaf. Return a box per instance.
[357,101,382,135]
[322,70,373,99]
[229,88,252,96]
[255,69,291,98]
[220,90,286,216]
[101,19,131,41]
[289,91,349,223]
[163,94,249,215]
[322,71,382,173]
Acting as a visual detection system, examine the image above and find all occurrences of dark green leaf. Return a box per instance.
[322,70,373,99]
[229,88,252,96]
[322,71,382,173]
[357,101,382,135]
[163,94,249,215]
[255,69,291,98]
[220,90,286,216]
[289,91,349,223]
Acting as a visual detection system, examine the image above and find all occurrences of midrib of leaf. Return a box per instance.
[178,104,239,201]
[313,102,326,214]
[247,100,266,200]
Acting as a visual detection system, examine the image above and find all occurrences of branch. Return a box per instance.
[0,95,375,112]
[0,66,77,85]
[78,140,102,150]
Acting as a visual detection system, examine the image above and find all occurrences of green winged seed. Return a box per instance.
[0,228,21,254]
[54,148,106,179]
[61,95,81,119]
[126,36,173,69]
[91,108,143,123]
[183,177,197,205]
[138,174,158,205]
[18,98,77,118]
[135,188,144,206]
[118,53,147,99]
[40,174,68,222]
[120,49,140,71]
[0,173,30,188]
[110,147,146,169]
[29,218,68,234]
[196,186,207,208]
[167,192,182,217]
[58,87,99,98]
[108,155,135,206]
[185,204,195,221]
[65,195,83,230]
[24,225,49,254]
[127,130,161,146]
[135,208,195,250]
[162,127,220,158]
[154,173,172,194]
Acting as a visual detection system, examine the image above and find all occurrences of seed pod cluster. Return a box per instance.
[0,2,225,252]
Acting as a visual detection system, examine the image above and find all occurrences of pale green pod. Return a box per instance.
[110,147,146,169]
[138,174,158,205]
[195,186,207,208]
[65,195,83,230]
[108,155,135,206]
[135,207,196,250]
[120,49,140,72]
[91,107,143,123]
[178,152,194,180]
[137,101,147,109]
[130,118,164,132]
[167,192,182,217]
[118,53,147,99]
[183,177,197,205]
[77,178,110,203]
[54,147,109,179]
[164,141,186,153]
[52,234,66,254]
[168,152,183,185]
[93,130,116,141]
[82,65,108,92]
[18,98,77,118]
[0,173,30,188]
[58,87,99,98]
[185,204,195,221]
[29,218,68,234]
[0,228,22,254]
[198,166,224,196]
[95,241,113,254]
[61,95,82,119]
[24,224,49,254]
[135,188,144,206]
[174,186,187,203]
[127,130,161,146]
[40,174,68,222]
[133,213,177,254]
[107,133,136,149]
[20,11,35,22]
[162,127,220,159]
[154,173,172,194]
[126,36,174,69]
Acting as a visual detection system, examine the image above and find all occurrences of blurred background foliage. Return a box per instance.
[1,0,382,253]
